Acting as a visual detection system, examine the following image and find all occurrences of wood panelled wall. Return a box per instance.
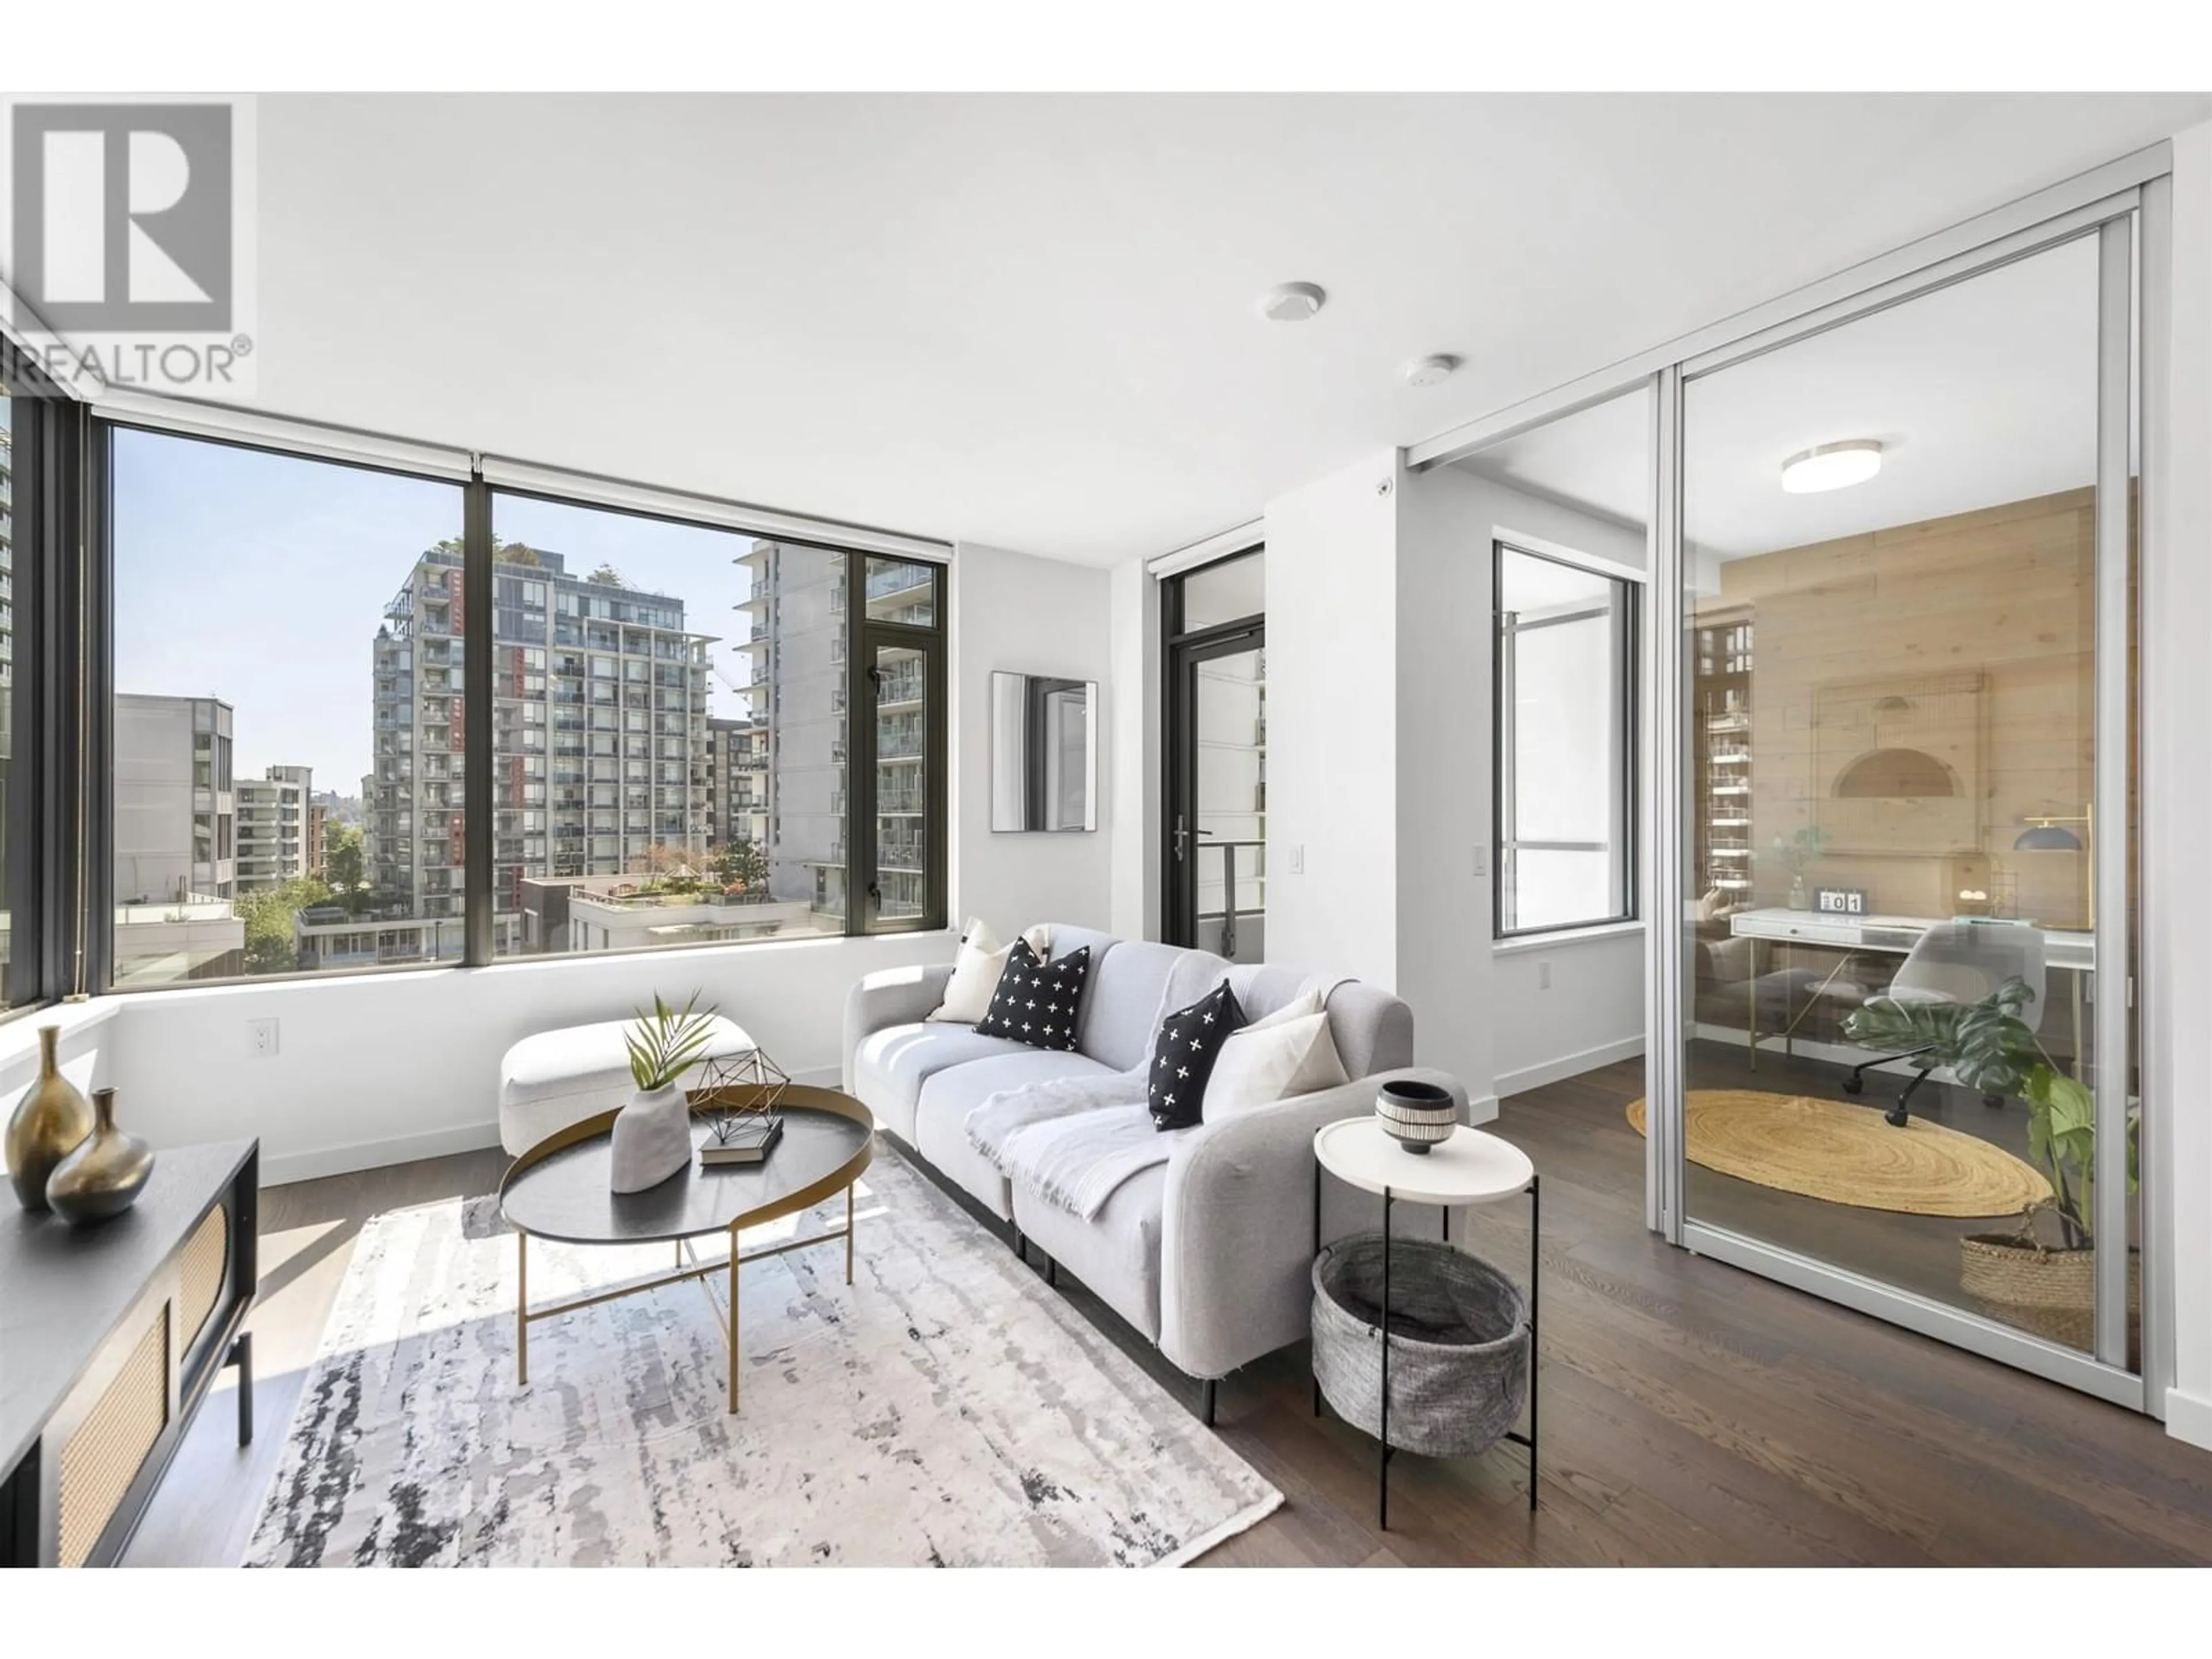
[1711,486,2097,929]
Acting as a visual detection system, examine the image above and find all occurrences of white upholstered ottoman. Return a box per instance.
[498,1015,759,1156]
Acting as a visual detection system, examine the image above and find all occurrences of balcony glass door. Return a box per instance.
[1163,550,1265,961]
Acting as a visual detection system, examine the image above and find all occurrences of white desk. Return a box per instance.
[1725,908,2093,1073]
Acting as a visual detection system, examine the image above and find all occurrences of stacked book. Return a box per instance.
[700,1113,783,1166]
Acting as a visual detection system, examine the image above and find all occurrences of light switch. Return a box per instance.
[1289,844,1305,875]
[1472,844,1487,878]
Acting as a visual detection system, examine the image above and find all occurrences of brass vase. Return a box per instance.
[46,1088,156,1226]
[6,1025,94,1212]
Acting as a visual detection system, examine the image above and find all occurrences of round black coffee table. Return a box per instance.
[498,1084,873,1413]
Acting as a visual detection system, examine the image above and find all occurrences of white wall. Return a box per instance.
[950,542,1115,935]
[105,931,952,1184]
[1392,464,1493,1107]
[2,544,1116,1190]
[1492,934,1646,1096]
[1237,453,1649,1107]
[1397,464,1650,1108]
[1107,558,1158,940]
[1262,452,1402,991]
[2152,121,2212,1452]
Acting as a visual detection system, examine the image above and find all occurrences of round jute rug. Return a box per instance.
[1625,1090,2053,1218]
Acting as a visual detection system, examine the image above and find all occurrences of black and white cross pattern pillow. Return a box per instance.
[1147,980,1245,1131]
[974,941,1092,1052]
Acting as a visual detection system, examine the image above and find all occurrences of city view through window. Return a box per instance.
[111,429,937,986]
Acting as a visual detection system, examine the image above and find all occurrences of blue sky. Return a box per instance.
[113,430,756,794]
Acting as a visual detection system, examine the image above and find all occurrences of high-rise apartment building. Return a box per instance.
[1,408,13,844]
[369,546,713,950]
[734,540,931,925]
[115,694,236,904]
[734,539,846,921]
[111,692,245,983]
[704,714,769,852]
[236,764,315,891]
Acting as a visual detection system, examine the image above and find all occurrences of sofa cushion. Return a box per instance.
[1203,1006,1350,1120]
[912,1046,1123,1219]
[851,1022,1037,1145]
[1146,980,1245,1131]
[927,918,1052,1023]
[1081,941,1230,1072]
[1012,1164,1167,1343]
[1226,965,1410,1078]
[915,1047,1123,1122]
[974,942,1091,1052]
[912,1103,1018,1222]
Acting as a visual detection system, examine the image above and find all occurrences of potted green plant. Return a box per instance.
[1767,825,1831,910]
[1842,976,2138,1348]
[610,992,721,1193]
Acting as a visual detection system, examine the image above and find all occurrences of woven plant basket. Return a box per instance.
[1959,1235,2141,1353]
[1310,1235,1529,1459]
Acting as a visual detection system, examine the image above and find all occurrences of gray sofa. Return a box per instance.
[843,923,1458,1390]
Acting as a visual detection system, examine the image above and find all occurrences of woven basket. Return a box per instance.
[1311,1236,1529,1459]
[1959,1235,2140,1352]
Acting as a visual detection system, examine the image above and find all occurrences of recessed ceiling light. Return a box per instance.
[1405,354,1460,388]
[1781,440,1883,494]
[1258,282,1327,323]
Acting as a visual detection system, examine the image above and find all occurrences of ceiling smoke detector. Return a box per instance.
[1405,354,1460,388]
[1258,282,1327,323]
[1781,440,1883,494]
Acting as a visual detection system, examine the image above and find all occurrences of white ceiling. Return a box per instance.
[241,93,2206,566]
[1460,233,2105,558]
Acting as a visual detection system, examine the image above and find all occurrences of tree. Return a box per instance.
[429,533,539,566]
[324,824,367,912]
[587,563,626,588]
[235,877,334,976]
[627,842,691,882]
[712,840,769,895]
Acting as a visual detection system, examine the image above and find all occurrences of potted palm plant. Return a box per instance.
[611,992,721,1193]
[1842,976,2137,1348]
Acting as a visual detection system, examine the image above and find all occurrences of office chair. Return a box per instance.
[1840,921,2047,1128]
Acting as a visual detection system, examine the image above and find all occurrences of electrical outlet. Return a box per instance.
[1289,844,1305,875]
[247,1018,279,1057]
[1536,961,1552,991]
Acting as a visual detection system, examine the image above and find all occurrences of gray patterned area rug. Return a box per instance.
[243,1147,1279,1567]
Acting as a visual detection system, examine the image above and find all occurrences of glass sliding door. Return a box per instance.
[1671,225,2141,1395]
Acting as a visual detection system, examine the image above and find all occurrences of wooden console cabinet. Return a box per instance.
[1,1140,257,1567]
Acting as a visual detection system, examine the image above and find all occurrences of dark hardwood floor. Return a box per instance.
[126,1059,2212,1567]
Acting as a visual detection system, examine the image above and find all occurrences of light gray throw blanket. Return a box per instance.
[963,952,1226,1220]
[965,958,1318,1221]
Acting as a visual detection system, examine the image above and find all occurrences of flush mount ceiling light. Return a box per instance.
[1781,440,1883,494]
[1404,354,1460,388]
[1258,281,1327,323]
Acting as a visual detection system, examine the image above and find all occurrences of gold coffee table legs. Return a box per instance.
[517,1230,529,1385]
[513,1179,863,1416]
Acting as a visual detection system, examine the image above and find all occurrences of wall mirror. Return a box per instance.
[991,671,1097,832]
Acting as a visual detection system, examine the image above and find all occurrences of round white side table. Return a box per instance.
[1312,1116,1539,1527]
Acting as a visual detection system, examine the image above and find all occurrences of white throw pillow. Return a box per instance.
[1202,1006,1350,1119]
[927,919,1052,1024]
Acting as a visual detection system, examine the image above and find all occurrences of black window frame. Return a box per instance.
[1493,536,1640,941]
[0,355,98,1017]
[83,422,949,992]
